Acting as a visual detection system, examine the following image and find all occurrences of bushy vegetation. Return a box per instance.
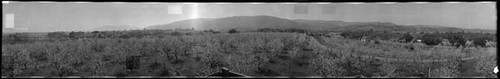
[228,29,239,34]
[1,30,496,78]
[2,29,207,45]
[256,28,308,33]
[400,32,413,43]
[339,30,496,47]
[421,34,442,46]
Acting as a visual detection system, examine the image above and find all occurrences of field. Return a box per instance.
[1,31,497,78]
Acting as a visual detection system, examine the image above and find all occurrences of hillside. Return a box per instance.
[328,22,412,32]
[146,15,309,32]
[204,15,309,31]
[146,18,214,30]
[145,15,495,34]
[410,25,469,33]
[465,29,496,34]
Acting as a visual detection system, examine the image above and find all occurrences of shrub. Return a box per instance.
[69,31,85,39]
[228,29,239,34]
[400,33,413,43]
[447,34,466,48]
[472,36,493,47]
[421,34,442,46]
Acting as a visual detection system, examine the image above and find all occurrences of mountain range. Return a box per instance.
[96,15,496,34]
[146,16,309,32]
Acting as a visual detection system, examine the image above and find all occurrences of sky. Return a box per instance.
[2,2,497,32]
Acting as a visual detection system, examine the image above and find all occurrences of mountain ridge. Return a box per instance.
[141,15,495,34]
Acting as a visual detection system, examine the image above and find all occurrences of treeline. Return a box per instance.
[339,30,496,47]
[2,28,248,45]
[50,30,197,39]
[256,28,308,33]
[2,29,206,45]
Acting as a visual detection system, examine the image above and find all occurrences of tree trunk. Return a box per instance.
[34,63,39,72]
[22,63,27,70]
[175,54,178,60]
[94,62,100,76]
[183,50,187,56]
[164,51,169,58]
[175,71,180,76]
[9,58,15,77]
[154,58,157,63]
[427,68,431,78]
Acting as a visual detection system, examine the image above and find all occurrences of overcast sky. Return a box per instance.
[2,2,496,32]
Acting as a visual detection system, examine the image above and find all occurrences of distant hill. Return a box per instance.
[146,15,309,32]
[146,18,214,30]
[412,25,496,33]
[410,25,465,33]
[461,29,496,34]
[294,19,402,29]
[145,15,496,34]
[329,23,414,32]
[92,25,142,31]
[330,24,496,34]
[292,19,347,30]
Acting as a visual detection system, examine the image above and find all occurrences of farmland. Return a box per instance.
[1,30,496,78]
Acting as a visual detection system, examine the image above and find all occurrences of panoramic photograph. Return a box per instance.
[2,1,497,78]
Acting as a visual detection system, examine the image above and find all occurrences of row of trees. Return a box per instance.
[2,33,33,44]
[1,33,312,76]
[339,30,495,47]
[256,28,308,33]
[2,30,201,45]
[3,28,248,45]
[419,32,495,47]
